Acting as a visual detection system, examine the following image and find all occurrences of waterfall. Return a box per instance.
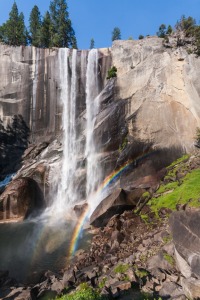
[54,48,78,212]
[85,49,101,200]
[32,48,38,137]
[51,48,102,215]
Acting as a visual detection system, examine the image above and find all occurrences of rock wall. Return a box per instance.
[112,37,200,152]
[1,39,200,150]
[0,44,111,143]
[1,38,200,218]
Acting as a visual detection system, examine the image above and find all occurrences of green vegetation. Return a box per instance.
[163,234,172,244]
[195,127,200,147]
[135,268,148,278]
[98,277,107,288]
[57,283,108,300]
[0,2,27,46]
[148,169,200,215]
[166,154,189,169]
[107,66,117,79]
[156,181,179,194]
[119,136,128,152]
[163,253,175,266]
[49,0,77,48]
[157,24,167,38]
[40,11,52,48]
[0,0,77,48]
[90,38,95,49]
[142,192,150,199]
[157,23,173,38]
[29,5,42,47]
[114,263,130,274]
[139,35,144,40]
[175,15,196,36]
[166,25,173,35]
[175,15,200,55]
[112,27,121,41]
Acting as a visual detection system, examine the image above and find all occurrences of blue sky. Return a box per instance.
[0,0,199,49]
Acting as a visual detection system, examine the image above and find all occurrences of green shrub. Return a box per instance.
[107,66,117,79]
[114,264,130,274]
[163,253,175,266]
[187,48,193,55]
[98,277,107,289]
[135,268,148,278]
[138,35,144,40]
[148,169,200,214]
[57,283,107,300]
[195,127,200,147]
[119,136,128,152]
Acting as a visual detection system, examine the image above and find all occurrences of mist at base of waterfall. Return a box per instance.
[0,219,91,284]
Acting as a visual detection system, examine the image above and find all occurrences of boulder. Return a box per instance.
[147,251,174,272]
[73,201,88,218]
[159,282,184,298]
[170,209,200,279]
[90,189,135,227]
[0,177,45,220]
[181,277,200,299]
[0,287,32,300]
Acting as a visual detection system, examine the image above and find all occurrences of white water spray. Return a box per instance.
[54,48,79,212]
[85,49,101,202]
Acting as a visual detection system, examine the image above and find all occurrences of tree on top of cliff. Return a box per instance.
[0,1,27,46]
[40,11,52,48]
[112,27,121,41]
[157,24,167,38]
[90,38,95,49]
[175,15,196,37]
[49,0,77,48]
[29,5,42,47]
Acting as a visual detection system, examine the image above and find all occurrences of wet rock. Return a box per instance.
[31,271,64,299]
[62,268,76,287]
[73,201,88,218]
[0,177,45,220]
[90,189,134,227]
[1,287,32,300]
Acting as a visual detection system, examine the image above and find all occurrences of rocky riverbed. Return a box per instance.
[1,151,200,299]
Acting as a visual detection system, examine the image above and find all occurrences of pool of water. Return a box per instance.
[0,218,91,284]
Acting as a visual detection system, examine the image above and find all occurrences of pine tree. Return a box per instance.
[29,5,42,47]
[49,0,76,48]
[166,25,173,35]
[0,1,27,46]
[157,24,166,38]
[40,11,52,48]
[112,27,121,41]
[90,38,95,49]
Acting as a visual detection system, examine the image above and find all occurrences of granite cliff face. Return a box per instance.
[1,37,200,220]
[112,38,200,151]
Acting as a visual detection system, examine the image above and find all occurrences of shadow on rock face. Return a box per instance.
[0,114,30,181]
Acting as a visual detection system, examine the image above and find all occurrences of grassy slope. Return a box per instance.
[147,154,200,216]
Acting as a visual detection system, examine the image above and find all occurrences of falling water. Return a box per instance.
[52,48,102,215]
[54,48,78,212]
[32,48,38,136]
[85,49,101,201]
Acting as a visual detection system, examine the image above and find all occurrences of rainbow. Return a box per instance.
[68,159,135,259]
